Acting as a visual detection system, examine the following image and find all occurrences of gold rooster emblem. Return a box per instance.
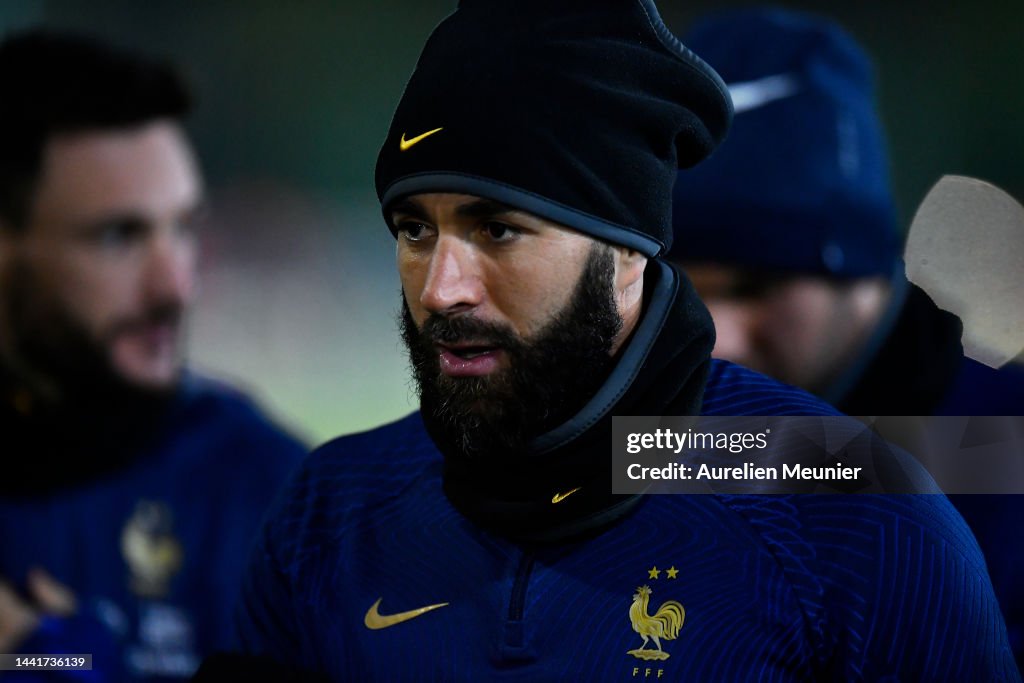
[121,500,183,598]
[627,585,685,661]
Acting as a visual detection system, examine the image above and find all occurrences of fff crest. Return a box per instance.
[627,564,685,664]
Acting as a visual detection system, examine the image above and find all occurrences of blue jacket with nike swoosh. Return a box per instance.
[236,262,1020,681]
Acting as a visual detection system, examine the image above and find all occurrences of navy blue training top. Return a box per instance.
[0,376,306,682]
[237,360,1019,681]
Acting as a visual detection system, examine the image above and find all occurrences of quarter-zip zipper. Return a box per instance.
[502,550,537,653]
[508,551,536,621]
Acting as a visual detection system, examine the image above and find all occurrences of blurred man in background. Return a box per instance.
[0,30,304,680]
[669,7,1024,660]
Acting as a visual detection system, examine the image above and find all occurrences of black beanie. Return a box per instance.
[375,0,732,257]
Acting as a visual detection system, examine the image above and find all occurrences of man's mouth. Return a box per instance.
[134,322,177,347]
[444,343,496,359]
[436,342,504,377]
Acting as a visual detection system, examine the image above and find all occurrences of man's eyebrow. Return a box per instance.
[455,198,519,219]
[388,199,430,222]
[72,212,149,235]
[71,199,209,236]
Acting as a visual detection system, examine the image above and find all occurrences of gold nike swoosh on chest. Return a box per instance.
[364,597,450,630]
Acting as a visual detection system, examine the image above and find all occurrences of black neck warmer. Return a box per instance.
[440,260,715,542]
[837,282,964,416]
[0,368,175,496]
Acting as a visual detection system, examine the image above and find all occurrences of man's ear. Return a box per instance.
[609,246,648,353]
[613,246,647,293]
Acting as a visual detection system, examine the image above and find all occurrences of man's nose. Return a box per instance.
[143,228,197,306]
[419,236,484,316]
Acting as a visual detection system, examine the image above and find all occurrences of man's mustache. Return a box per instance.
[420,313,521,350]
[104,303,183,342]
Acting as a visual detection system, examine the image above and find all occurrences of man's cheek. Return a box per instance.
[401,291,429,329]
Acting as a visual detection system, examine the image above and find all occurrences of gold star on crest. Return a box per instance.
[666,566,679,579]
[647,566,660,579]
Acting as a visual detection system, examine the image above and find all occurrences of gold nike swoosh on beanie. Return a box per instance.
[399,127,444,151]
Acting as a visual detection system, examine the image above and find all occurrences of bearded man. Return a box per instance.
[0,30,304,681]
[234,1,1018,680]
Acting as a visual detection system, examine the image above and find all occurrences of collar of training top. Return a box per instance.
[375,0,732,257]
[440,260,716,542]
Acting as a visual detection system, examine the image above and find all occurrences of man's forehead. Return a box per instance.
[33,120,203,226]
[683,262,826,299]
[392,193,520,217]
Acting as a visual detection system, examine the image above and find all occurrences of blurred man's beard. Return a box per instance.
[400,244,623,459]
[1,259,183,406]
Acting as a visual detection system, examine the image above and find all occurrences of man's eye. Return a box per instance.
[482,222,519,242]
[94,220,146,248]
[396,222,433,241]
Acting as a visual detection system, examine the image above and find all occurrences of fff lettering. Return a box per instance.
[632,667,665,678]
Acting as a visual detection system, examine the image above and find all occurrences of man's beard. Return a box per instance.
[1,259,182,408]
[0,259,186,492]
[400,244,623,460]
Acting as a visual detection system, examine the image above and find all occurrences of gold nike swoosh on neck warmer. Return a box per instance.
[364,597,449,630]
[551,487,582,504]
[399,127,444,151]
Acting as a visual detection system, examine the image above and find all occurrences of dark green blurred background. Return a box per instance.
[3,1,1021,443]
